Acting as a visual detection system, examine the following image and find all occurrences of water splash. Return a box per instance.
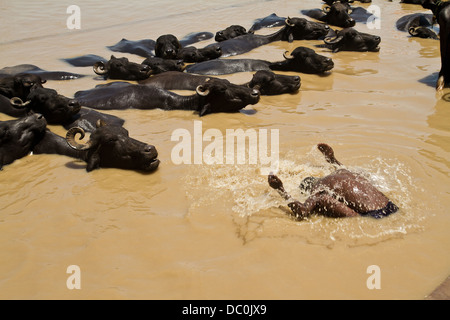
[183,147,426,247]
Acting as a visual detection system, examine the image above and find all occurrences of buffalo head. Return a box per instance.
[248,70,301,95]
[0,73,46,100]
[66,120,159,172]
[269,47,334,74]
[94,55,151,80]
[322,1,356,28]
[284,17,330,41]
[0,113,47,169]
[10,87,81,124]
[324,28,381,52]
[195,78,260,116]
[155,34,182,59]
[323,0,355,4]
[141,57,185,74]
[215,25,249,42]
[177,45,222,63]
[408,26,439,39]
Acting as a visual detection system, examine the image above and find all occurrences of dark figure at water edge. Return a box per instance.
[268,143,399,219]
[422,0,450,90]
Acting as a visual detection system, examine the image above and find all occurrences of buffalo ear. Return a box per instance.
[288,33,294,43]
[348,30,357,39]
[96,119,107,128]
[86,150,101,172]
[199,103,211,117]
[0,126,10,143]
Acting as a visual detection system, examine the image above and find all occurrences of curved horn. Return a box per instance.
[283,51,295,60]
[93,61,108,75]
[196,85,210,97]
[177,60,187,71]
[322,5,331,13]
[66,127,93,150]
[408,27,419,36]
[285,17,295,27]
[324,35,344,45]
[10,97,31,108]
[96,119,107,128]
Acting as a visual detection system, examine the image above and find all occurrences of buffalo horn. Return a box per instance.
[66,127,93,150]
[324,35,344,45]
[10,97,31,108]
[408,27,419,36]
[93,61,108,75]
[196,85,210,96]
[283,51,295,60]
[322,5,331,13]
[285,17,295,27]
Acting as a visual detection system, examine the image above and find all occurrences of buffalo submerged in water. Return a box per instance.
[205,16,331,57]
[185,46,334,75]
[139,70,301,95]
[65,120,160,172]
[0,114,160,173]
[74,78,260,116]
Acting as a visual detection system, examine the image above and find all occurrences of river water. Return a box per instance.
[0,0,449,299]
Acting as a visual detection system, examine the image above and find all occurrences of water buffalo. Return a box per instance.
[0,113,47,170]
[323,27,381,52]
[248,13,287,32]
[205,17,330,57]
[268,143,398,219]
[9,87,81,125]
[155,34,182,59]
[323,0,371,4]
[215,25,249,42]
[247,70,301,95]
[269,47,334,74]
[396,13,438,39]
[1,94,123,134]
[0,73,46,100]
[422,0,450,89]
[74,78,260,116]
[401,0,425,4]
[185,59,270,75]
[0,64,84,81]
[106,32,214,58]
[93,55,151,80]
[139,70,301,95]
[185,46,334,75]
[139,72,210,90]
[63,54,107,67]
[177,45,222,63]
[65,121,159,172]
[141,57,185,74]
[302,1,355,28]
[0,113,95,170]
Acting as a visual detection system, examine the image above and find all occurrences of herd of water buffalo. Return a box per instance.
[0,0,448,173]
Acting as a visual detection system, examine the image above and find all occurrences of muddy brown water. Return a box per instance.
[1,0,449,300]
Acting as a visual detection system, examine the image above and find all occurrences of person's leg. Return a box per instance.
[268,174,292,200]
